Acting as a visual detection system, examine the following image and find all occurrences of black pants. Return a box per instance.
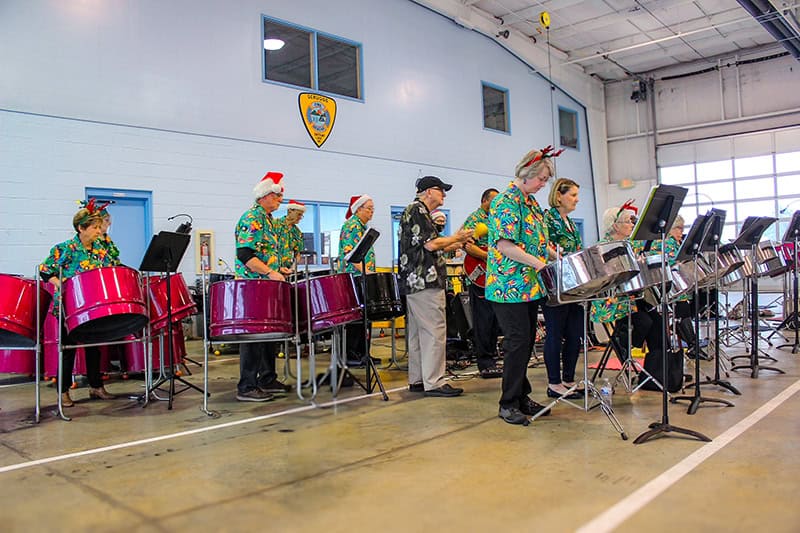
[493,299,542,409]
[674,300,697,347]
[238,342,278,393]
[542,302,582,385]
[61,342,103,393]
[345,321,371,361]
[610,307,664,360]
[469,283,500,370]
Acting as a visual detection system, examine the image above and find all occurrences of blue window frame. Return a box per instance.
[273,200,349,267]
[558,106,579,150]
[262,15,364,101]
[482,81,510,134]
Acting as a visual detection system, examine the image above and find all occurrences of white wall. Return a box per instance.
[0,0,601,278]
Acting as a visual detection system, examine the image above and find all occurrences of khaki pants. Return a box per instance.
[405,288,447,391]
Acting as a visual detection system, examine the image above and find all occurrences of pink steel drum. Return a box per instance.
[123,330,185,373]
[209,279,293,340]
[42,305,112,376]
[777,242,795,269]
[147,273,198,331]
[0,274,51,348]
[294,273,362,333]
[62,266,149,343]
[0,349,35,375]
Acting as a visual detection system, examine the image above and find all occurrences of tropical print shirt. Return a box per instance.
[485,183,548,303]
[277,216,303,270]
[462,208,490,248]
[544,207,582,254]
[234,202,280,279]
[98,233,121,264]
[590,236,637,323]
[398,200,446,295]
[338,215,375,275]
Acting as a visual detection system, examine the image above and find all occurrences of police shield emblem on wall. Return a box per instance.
[299,93,336,147]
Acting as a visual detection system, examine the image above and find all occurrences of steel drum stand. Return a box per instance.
[776,214,800,353]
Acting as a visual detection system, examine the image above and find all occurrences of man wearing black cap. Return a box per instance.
[398,176,473,397]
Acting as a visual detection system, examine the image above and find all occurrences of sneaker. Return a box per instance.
[259,380,291,394]
[519,396,551,417]
[236,389,274,402]
[424,383,464,397]
[408,382,425,392]
[498,406,529,425]
[479,365,503,379]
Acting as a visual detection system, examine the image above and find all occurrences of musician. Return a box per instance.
[277,199,306,272]
[338,194,377,366]
[462,188,502,379]
[233,172,292,402]
[542,178,584,399]
[98,207,121,263]
[398,176,472,397]
[39,200,119,407]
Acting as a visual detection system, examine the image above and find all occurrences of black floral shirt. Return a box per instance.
[398,200,446,295]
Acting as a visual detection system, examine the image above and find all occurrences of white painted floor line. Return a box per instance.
[0,386,407,475]
[577,377,800,533]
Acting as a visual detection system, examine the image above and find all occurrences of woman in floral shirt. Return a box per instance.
[39,203,120,407]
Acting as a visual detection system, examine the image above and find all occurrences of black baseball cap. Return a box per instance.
[416,175,453,193]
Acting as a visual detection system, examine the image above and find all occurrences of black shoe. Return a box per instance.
[366,356,381,365]
[408,382,424,392]
[259,380,291,394]
[479,365,503,379]
[546,386,583,400]
[498,406,529,425]
[236,389,274,402]
[424,383,463,397]
[519,396,551,416]
[346,358,366,367]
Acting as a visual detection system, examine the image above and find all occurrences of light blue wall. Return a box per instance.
[0,0,597,278]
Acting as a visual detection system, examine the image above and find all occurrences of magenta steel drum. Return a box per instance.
[209,279,293,340]
[62,266,148,343]
[123,330,186,373]
[43,304,112,377]
[294,273,363,333]
[0,274,51,348]
[147,273,198,331]
[0,349,35,375]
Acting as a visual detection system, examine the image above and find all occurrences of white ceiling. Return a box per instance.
[464,0,794,81]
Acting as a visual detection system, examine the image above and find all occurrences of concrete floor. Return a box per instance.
[0,332,798,532]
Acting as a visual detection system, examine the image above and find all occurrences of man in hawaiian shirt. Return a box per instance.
[398,176,472,397]
[277,200,306,271]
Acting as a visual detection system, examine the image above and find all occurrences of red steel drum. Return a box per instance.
[0,274,51,348]
[42,305,112,376]
[209,279,293,340]
[123,330,186,373]
[62,266,149,343]
[0,349,35,375]
[147,273,198,331]
[294,273,362,333]
[777,242,795,269]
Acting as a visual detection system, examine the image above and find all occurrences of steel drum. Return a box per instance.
[672,258,714,297]
[147,273,198,331]
[541,241,639,303]
[209,279,293,340]
[714,244,745,278]
[62,266,149,343]
[0,349,35,375]
[123,330,186,373]
[777,242,795,269]
[0,274,52,348]
[617,254,673,296]
[759,241,790,277]
[363,272,403,320]
[294,273,363,333]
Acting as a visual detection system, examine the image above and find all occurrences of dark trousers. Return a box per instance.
[674,301,697,347]
[469,283,500,370]
[61,345,103,393]
[345,321,371,361]
[238,341,278,393]
[611,307,664,360]
[542,302,582,385]
[493,300,542,409]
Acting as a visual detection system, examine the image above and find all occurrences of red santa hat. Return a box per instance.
[253,171,284,199]
[286,199,306,212]
[430,210,446,223]
[346,194,372,219]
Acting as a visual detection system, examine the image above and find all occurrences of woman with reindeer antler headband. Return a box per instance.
[39,198,121,407]
[486,145,563,425]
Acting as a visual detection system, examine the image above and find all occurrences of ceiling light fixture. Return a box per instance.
[263,38,285,51]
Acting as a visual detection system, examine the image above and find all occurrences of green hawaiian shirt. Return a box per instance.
[234,203,280,279]
[486,183,548,303]
[544,207,582,254]
[277,216,303,269]
[338,215,375,275]
[589,237,637,323]
[98,233,121,264]
[462,208,490,248]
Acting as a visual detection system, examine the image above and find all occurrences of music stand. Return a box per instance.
[345,228,388,399]
[631,185,712,445]
[777,210,800,353]
[730,216,782,379]
[138,231,204,409]
[670,210,734,414]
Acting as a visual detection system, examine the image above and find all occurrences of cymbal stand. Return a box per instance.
[730,276,777,364]
[383,316,408,371]
[777,233,799,353]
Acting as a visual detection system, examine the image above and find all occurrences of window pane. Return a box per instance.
[776,151,800,173]
[735,177,774,200]
[722,223,737,243]
[714,203,736,224]
[737,200,777,221]
[678,204,698,226]
[659,164,694,185]
[777,174,800,196]
[482,84,508,132]
[695,160,732,182]
[734,155,773,178]
[696,180,734,203]
[559,108,578,149]
[319,204,348,265]
[264,20,312,88]
[318,35,360,99]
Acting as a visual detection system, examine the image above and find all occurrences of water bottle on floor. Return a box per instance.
[599,377,613,407]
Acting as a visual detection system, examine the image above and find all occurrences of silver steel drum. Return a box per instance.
[616,254,673,296]
[713,244,745,278]
[726,243,777,283]
[642,266,692,308]
[672,258,714,297]
[758,240,790,278]
[541,241,638,303]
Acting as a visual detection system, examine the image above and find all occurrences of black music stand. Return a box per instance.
[730,216,782,378]
[631,185,712,445]
[670,210,734,414]
[777,210,800,353]
[139,231,204,409]
[345,228,388,400]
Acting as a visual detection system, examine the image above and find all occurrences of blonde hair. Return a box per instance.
[515,149,555,182]
[72,208,102,232]
[548,178,580,208]
[671,214,684,230]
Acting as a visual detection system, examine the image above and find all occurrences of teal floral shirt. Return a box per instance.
[544,207,582,254]
[486,183,548,303]
[98,233,121,264]
[462,208,490,248]
[650,235,679,266]
[234,203,280,279]
[277,216,303,270]
[338,216,375,275]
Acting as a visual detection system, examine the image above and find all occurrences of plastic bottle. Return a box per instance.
[599,377,613,407]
